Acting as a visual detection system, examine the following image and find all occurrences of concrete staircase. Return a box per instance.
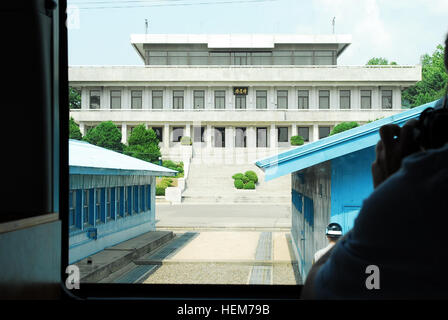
[182,162,291,204]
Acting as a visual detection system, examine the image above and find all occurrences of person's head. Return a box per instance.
[325,223,342,242]
[444,32,448,72]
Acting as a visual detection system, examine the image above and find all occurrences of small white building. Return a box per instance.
[69,34,421,163]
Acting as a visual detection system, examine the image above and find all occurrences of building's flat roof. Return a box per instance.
[69,139,177,176]
[255,100,439,181]
[130,34,352,61]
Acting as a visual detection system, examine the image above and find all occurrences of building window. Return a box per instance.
[361,90,372,109]
[233,52,248,65]
[106,188,111,220]
[319,126,331,139]
[152,127,163,142]
[127,186,133,215]
[298,90,309,109]
[172,127,184,142]
[148,51,167,65]
[314,51,334,65]
[152,90,163,109]
[133,186,139,214]
[69,190,76,228]
[89,90,100,109]
[251,52,271,65]
[124,186,129,216]
[168,51,188,65]
[110,90,121,109]
[339,90,351,109]
[210,52,231,65]
[294,51,313,65]
[319,90,330,109]
[272,51,292,65]
[235,127,246,147]
[193,90,205,109]
[278,127,289,143]
[382,90,393,109]
[116,187,122,218]
[277,90,288,109]
[83,189,90,225]
[235,95,246,109]
[190,51,209,65]
[173,90,184,109]
[131,90,142,109]
[298,127,310,142]
[193,126,205,143]
[256,90,267,109]
[214,90,225,109]
[214,127,226,148]
[95,188,102,224]
[257,127,268,148]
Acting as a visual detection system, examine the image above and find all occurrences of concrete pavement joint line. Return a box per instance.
[249,232,273,285]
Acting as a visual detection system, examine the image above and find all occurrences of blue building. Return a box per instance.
[68,139,177,263]
[255,100,437,280]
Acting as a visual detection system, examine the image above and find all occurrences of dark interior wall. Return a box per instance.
[291,161,331,279]
[0,0,66,299]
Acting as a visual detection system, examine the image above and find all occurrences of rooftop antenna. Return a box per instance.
[332,17,335,34]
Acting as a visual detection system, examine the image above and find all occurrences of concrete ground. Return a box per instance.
[155,203,291,230]
[142,231,300,285]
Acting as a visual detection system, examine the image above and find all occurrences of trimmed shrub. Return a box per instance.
[232,173,245,180]
[241,175,250,184]
[234,179,244,189]
[156,186,166,196]
[180,136,192,145]
[243,181,256,189]
[162,160,184,174]
[290,135,304,146]
[244,170,258,183]
[329,122,359,136]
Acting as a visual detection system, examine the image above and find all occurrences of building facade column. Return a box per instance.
[291,123,297,137]
[163,124,170,149]
[121,123,127,144]
[270,123,277,149]
[312,124,319,142]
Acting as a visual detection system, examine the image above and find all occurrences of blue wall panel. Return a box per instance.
[330,146,375,234]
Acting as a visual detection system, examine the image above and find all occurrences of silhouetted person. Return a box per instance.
[301,32,448,299]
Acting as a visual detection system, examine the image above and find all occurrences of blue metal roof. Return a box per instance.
[255,100,439,181]
[69,139,177,176]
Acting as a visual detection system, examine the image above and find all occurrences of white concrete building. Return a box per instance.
[69,34,421,163]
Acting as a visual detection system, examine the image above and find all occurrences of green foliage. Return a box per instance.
[244,170,258,183]
[290,135,304,146]
[69,87,81,109]
[162,160,184,174]
[241,175,249,184]
[232,173,245,180]
[156,177,174,196]
[69,117,82,140]
[124,125,161,163]
[234,179,244,189]
[83,121,123,153]
[180,136,192,145]
[329,122,359,136]
[402,44,448,108]
[243,181,255,189]
[366,57,397,65]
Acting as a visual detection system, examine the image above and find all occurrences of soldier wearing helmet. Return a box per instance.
[313,223,343,264]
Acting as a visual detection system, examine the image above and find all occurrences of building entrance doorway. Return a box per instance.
[214,127,225,148]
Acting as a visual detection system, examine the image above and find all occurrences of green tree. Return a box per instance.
[83,121,123,153]
[366,57,397,65]
[329,122,359,136]
[69,87,81,109]
[402,44,447,108]
[69,117,82,140]
[124,124,161,163]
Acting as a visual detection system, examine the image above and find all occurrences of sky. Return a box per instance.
[67,0,448,66]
